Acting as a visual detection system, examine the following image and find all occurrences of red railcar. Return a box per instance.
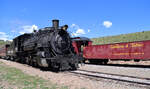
[0,45,10,59]
[0,45,6,58]
[83,40,150,64]
[72,37,92,55]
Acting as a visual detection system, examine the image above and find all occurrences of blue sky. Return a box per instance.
[0,0,150,41]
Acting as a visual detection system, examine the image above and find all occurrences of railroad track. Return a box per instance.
[69,69,150,85]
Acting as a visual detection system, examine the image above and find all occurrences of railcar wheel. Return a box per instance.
[29,60,33,66]
[71,64,77,70]
[103,60,108,65]
[134,59,140,62]
[20,57,26,64]
[6,56,10,60]
[10,56,14,61]
[103,61,108,64]
[33,62,38,67]
[98,61,103,65]
[26,57,30,65]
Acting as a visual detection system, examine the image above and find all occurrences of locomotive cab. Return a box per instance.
[72,37,92,55]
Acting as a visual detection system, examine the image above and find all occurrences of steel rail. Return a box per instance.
[69,69,150,85]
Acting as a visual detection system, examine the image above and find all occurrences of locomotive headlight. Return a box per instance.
[62,25,68,31]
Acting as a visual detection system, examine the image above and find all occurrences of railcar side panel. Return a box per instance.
[0,46,6,57]
[83,40,150,60]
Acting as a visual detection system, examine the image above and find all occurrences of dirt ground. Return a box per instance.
[0,59,150,89]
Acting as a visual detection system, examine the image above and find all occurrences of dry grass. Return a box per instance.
[92,31,150,45]
[0,62,69,89]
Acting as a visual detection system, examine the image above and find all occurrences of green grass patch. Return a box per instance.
[92,31,150,45]
[0,63,69,89]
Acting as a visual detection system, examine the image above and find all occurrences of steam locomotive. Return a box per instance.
[5,20,79,71]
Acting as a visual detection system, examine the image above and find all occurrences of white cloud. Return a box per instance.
[19,25,38,34]
[70,24,79,29]
[0,32,9,41]
[11,30,16,33]
[70,24,86,36]
[88,29,90,32]
[76,28,85,34]
[0,24,38,41]
[103,21,112,28]
[0,32,5,35]
[70,24,76,28]
[72,28,85,36]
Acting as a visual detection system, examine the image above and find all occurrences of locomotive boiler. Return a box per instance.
[6,20,79,71]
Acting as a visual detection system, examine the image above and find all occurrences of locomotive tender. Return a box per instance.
[5,20,79,71]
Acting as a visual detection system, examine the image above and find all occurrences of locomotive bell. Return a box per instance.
[62,25,68,30]
[52,19,59,29]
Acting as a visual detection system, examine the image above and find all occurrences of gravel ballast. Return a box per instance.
[79,64,150,79]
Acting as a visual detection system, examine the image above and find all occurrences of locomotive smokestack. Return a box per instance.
[52,19,59,29]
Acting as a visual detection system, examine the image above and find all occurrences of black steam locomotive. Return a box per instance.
[6,20,79,71]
